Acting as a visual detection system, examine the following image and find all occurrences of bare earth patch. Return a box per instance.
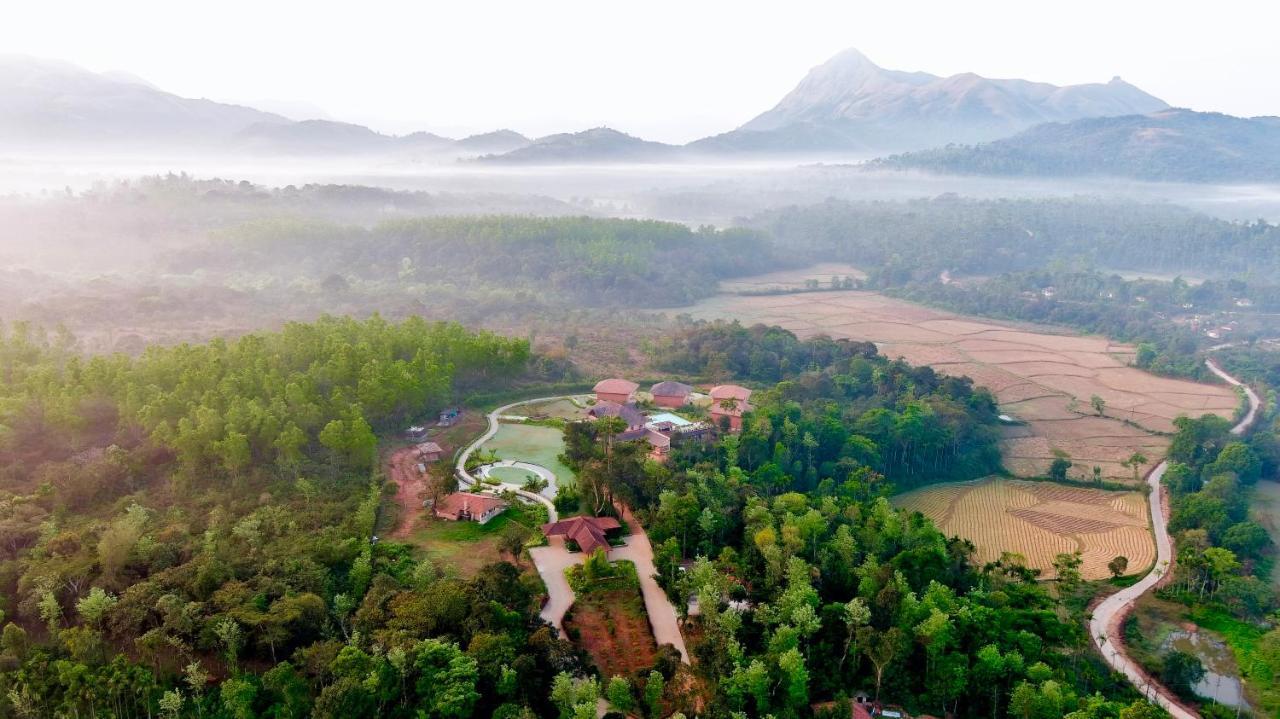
[894,478,1154,580]
[563,563,659,678]
[680,289,1238,483]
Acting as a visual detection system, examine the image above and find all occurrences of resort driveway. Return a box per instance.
[612,526,690,663]
[530,537,582,632]
[527,516,689,664]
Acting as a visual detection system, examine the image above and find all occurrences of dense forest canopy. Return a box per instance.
[556,324,1149,718]
[0,316,599,717]
[749,197,1280,282]
[171,215,780,307]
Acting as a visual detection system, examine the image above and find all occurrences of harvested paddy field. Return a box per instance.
[894,478,1154,580]
[682,288,1238,482]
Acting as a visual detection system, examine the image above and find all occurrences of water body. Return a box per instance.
[1161,629,1253,711]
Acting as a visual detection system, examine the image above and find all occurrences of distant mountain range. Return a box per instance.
[6,49,1275,183]
[692,48,1168,154]
[873,109,1280,183]
[475,128,680,164]
[0,55,530,157]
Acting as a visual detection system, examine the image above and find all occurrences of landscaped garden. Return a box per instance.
[484,421,577,490]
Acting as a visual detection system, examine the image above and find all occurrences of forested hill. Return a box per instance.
[644,321,1004,490]
[872,109,1280,183]
[171,215,781,307]
[749,197,1280,282]
[0,316,581,717]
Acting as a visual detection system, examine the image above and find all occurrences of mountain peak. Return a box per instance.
[823,47,881,71]
[732,48,1168,151]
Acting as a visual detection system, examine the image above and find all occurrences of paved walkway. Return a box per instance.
[1089,357,1260,718]
[529,537,583,633]
[613,511,689,663]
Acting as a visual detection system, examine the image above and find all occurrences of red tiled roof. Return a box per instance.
[435,492,507,520]
[709,384,752,401]
[542,515,621,555]
[650,380,692,397]
[588,400,645,429]
[594,378,639,395]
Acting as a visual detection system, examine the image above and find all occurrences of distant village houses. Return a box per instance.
[585,377,738,461]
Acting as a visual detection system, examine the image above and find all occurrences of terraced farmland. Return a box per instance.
[683,286,1237,483]
[893,478,1154,580]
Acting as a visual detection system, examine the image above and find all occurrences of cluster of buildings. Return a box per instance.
[426,377,756,525]
[588,378,752,460]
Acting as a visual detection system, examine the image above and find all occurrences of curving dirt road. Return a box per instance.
[1089,358,1260,717]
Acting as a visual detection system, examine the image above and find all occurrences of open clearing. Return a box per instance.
[408,512,516,577]
[505,397,590,420]
[681,288,1237,482]
[894,478,1153,579]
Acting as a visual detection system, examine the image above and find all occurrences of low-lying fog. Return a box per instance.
[4,152,1280,225]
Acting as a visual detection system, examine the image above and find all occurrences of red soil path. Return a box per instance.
[387,447,426,539]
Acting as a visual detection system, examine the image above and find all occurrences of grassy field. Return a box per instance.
[484,422,576,487]
[893,478,1152,579]
[507,397,589,420]
[408,501,544,577]
[487,465,545,485]
[1251,480,1280,588]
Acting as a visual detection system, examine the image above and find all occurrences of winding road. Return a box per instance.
[1089,357,1261,717]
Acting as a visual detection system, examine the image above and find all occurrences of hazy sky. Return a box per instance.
[5,0,1277,143]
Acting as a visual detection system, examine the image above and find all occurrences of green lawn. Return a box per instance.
[484,422,576,489]
[488,465,544,485]
[508,398,588,420]
[408,501,546,577]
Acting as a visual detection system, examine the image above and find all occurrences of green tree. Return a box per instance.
[414,638,480,719]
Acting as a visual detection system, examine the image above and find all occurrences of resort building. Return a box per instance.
[415,441,443,462]
[593,378,639,404]
[541,515,622,554]
[708,384,753,431]
[650,380,693,407]
[587,401,647,436]
[434,492,507,524]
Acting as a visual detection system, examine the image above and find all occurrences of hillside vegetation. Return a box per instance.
[874,109,1280,183]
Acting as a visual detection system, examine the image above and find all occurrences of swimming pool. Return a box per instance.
[647,412,692,427]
